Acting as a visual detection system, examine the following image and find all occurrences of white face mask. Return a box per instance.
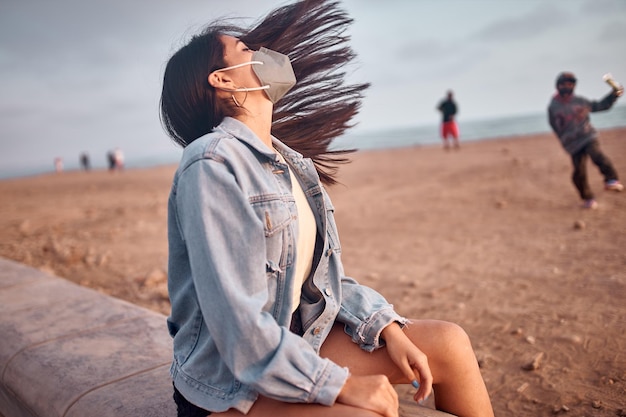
[214,47,296,104]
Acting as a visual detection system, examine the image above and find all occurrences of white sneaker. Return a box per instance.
[582,199,598,209]
[605,180,624,192]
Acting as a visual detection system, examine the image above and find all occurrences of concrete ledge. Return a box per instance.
[0,258,175,417]
[0,258,454,417]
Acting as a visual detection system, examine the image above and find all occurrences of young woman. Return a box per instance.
[160,2,494,416]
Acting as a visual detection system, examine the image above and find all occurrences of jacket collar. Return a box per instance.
[217,117,306,164]
[215,117,277,158]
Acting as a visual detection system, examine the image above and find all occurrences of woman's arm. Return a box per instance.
[590,91,619,112]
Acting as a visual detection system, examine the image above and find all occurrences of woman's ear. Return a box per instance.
[208,71,231,89]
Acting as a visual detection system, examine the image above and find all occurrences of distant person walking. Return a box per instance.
[54,157,63,173]
[80,152,91,171]
[547,71,623,209]
[437,90,460,150]
[107,151,116,171]
[107,148,125,172]
[113,147,124,170]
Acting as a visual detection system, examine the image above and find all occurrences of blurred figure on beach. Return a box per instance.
[54,157,63,173]
[547,71,623,209]
[107,148,124,171]
[113,148,124,170]
[107,151,116,171]
[437,90,460,150]
[80,152,90,171]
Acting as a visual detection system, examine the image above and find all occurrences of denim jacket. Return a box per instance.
[167,117,406,413]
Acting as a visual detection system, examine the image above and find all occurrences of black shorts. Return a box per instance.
[173,384,211,417]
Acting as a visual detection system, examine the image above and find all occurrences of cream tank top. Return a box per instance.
[276,151,316,312]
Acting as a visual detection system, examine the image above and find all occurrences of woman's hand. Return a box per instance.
[336,374,399,417]
[380,322,433,403]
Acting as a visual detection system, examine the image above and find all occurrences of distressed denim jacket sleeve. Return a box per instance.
[338,277,408,352]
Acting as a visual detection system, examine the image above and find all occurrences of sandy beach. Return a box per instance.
[1,128,625,416]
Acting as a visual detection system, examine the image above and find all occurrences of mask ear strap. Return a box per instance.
[215,61,264,72]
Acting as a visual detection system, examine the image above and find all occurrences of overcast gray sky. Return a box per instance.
[1,0,625,174]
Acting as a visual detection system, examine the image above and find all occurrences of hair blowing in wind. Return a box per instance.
[160,0,369,185]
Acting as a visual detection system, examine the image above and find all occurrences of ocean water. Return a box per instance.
[335,104,626,152]
[2,105,624,180]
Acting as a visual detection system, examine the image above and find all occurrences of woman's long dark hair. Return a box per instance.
[160,0,369,184]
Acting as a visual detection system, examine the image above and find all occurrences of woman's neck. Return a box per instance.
[235,100,274,148]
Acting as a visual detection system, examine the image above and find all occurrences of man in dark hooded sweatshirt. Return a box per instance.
[548,71,623,209]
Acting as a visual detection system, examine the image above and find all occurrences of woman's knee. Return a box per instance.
[406,319,469,345]
[437,320,471,347]
[405,320,475,370]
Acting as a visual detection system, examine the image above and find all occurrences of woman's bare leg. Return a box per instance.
[319,320,494,417]
[214,319,493,417]
[213,397,381,417]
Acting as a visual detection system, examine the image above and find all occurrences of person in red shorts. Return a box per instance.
[437,90,460,150]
